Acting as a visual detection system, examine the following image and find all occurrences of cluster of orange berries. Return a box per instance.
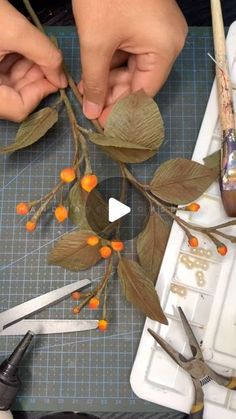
[71,291,108,331]
[188,235,227,256]
[16,167,99,232]
[86,234,124,259]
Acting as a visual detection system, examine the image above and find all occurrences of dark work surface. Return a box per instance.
[1,24,215,419]
[9,0,236,26]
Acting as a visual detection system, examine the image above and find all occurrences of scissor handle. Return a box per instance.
[189,402,204,419]
[226,377,236,390]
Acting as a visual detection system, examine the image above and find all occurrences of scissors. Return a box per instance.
[148,307,236,418]
[0,278,98,335]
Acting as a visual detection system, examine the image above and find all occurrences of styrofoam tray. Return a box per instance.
[130,21,236,419]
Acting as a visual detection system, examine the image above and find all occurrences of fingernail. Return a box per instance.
[83,100,102,119]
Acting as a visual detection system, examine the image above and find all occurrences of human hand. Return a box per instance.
[72,0,187,126]
[0,0,67,122]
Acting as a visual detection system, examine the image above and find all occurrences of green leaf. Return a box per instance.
[48,230,101,271]
[203,150,220,176]
[137,212,170,282]
[0,107,58,153]
[149,158,217,204]
[117,257,168,324]
[88,91,164,163]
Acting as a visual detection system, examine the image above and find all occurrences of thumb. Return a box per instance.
[80,43,113,119]
[1,1,67,88]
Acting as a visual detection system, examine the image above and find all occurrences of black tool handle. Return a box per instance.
[189,403,204,419]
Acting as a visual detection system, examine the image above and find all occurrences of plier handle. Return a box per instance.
[148,307,236,418]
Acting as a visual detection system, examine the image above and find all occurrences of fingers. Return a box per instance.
[130,53,173,97]
[0,79,57,122]
[79,41,114,119]
[0,0,67,88]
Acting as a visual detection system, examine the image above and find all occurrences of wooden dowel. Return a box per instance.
[210,0,235,131]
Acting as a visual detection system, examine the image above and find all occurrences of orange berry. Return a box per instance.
[99,246,112,259]
[88,297,100,309]
[71,291,81,301]
[98,319,108,332]
[111,241,124,251]
[54,205,68,222]
[26,220,36,232]
[185,203,200,212]
[87,235,99,246]
[60,167,76,183]
[80,174,98,192]
[217,244,227,256]
[16,202,30,215]
[188,236,198,248]
[72,306,80,315]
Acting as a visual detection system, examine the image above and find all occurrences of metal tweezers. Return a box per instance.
[148,307,236,419]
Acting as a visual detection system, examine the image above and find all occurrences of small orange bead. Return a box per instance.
[217,245,227,256]
[60,167,76,183]
[188,236,198,248]
[99,246,112,259]
[71,291,81,301]
[26,220,36,232]
[16,202,30,215]
[72,306,80,314]
[55,205,68,222]
[111,241,124,251]
[89,297,100,309]
[98,319,108,332]
[80,174,98,192]
[185,203,200,212]
[87,235,99,246]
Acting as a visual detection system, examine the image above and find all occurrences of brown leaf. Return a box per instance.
[88,91,164,163]
[203,150,220,177]
[68,181,109,234]
[117,257,168,324]
[0,107,58,153]
[137,212,170,282]
[68,181,90,229]
[149,158,217,204]
[48,230,101,271]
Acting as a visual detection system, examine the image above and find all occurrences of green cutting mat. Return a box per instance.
[0,27,214,417]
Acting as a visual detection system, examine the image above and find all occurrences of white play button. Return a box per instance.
[108,197,131,222]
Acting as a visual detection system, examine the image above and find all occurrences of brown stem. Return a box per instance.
[23,0,44,31]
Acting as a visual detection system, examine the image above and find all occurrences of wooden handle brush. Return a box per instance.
[210,0,236,216]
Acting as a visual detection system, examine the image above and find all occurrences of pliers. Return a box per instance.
[148,307,236,418]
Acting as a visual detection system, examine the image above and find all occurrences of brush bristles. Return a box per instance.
[221,190,236,217]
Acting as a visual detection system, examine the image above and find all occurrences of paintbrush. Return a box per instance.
[210,0,236,216]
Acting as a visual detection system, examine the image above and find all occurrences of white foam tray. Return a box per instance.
[130,21,236,419]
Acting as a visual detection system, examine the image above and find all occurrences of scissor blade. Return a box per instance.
[177,307,203,360]
[0,279,90,331]
[148,328,188,367]
[0,319,98,336]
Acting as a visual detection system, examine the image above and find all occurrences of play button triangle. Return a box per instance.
[108,197,131,222]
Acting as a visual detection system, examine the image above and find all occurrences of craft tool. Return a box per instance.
[0,331,34,419]
[211,0,236,216]
[148,307,236,419]
[131,22,236,418]
[0,279,98,335]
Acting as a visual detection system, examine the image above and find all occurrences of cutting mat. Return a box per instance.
[0,26,214,416]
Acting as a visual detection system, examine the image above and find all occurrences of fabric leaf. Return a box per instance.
[117,257,168,324]
[203,150,220,177]
[0,107,58,153]
[48,230,101,271]
[137,212,170,282]
[149,158,217,204]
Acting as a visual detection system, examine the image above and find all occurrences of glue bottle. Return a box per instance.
[0,331,34,418]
